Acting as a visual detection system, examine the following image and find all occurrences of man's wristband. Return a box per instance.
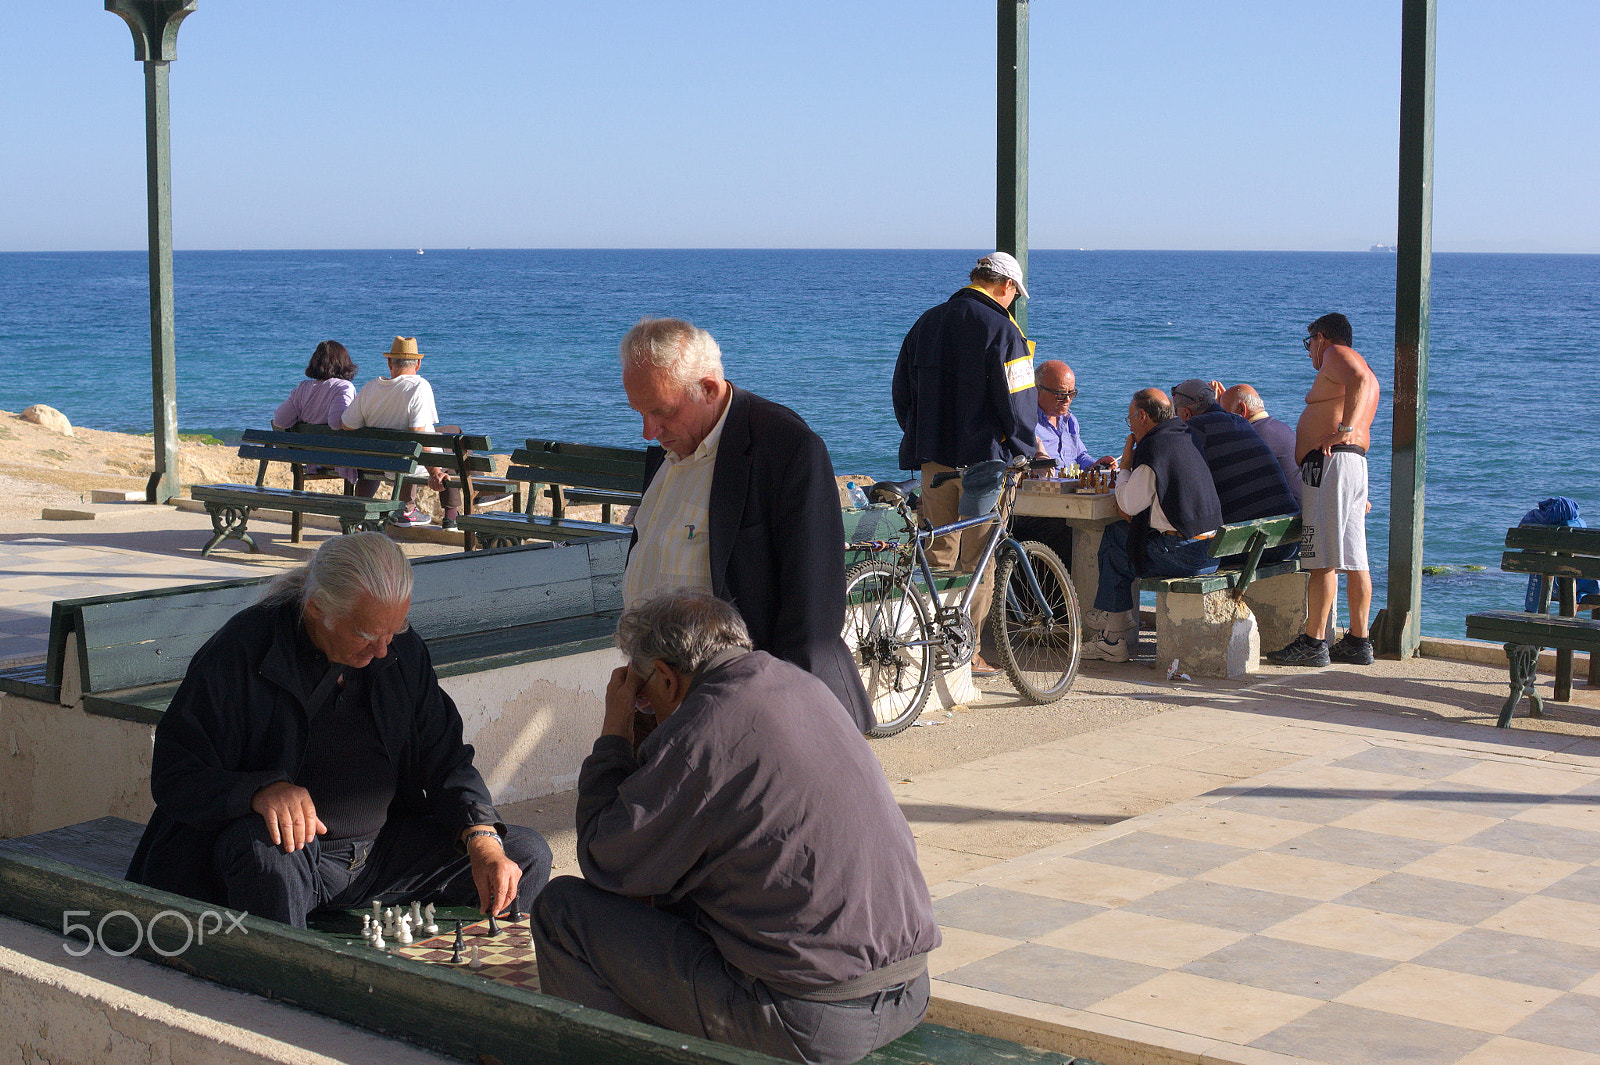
[464,829,502,846]
[1336,424,1355,434]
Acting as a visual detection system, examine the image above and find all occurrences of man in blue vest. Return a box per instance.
[1083,390,1223,663]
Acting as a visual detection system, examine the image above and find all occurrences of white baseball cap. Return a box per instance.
[976,252,1029,299]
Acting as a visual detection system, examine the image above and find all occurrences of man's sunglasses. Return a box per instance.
[1041,387,1078,400]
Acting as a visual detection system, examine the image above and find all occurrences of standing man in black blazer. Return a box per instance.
[619,317,872,733]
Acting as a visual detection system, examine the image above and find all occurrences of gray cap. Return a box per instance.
[1171,379,1217,411]
[976,252,1029,299]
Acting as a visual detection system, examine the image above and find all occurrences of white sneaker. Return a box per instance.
[1082,636,1131,662]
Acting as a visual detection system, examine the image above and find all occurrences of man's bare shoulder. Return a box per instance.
[1325,344,1377,382]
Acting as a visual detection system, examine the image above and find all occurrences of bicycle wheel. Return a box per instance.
[842,560,934,737]
[990,540,1081,703]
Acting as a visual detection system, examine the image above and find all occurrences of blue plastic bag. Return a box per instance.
[1520,497,1600,612]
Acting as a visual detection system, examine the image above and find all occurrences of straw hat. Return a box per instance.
[382,336,425,359]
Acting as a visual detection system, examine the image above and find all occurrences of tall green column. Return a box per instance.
[105,0,198,504]
[1372,0,1434,659]
[997,0,1029,332]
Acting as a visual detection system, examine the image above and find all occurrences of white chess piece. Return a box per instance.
[372,927,386,951]
[397,914,414,946]
[410,901,423,928]
[423,903,439,936]
[371,900,382,927]
[470,943,483,970]
[384,907,397,936]
[361,914,373,941]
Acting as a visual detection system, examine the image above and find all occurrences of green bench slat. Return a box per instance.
[1205,515,1301,558]
[1144,560,1301,595]
[457,514,633,543]
[1465,610,1600,650]
[191,484,401,513]
[1501,552,1600,582]
[1505,525,1600,553]
[507,461,646,495]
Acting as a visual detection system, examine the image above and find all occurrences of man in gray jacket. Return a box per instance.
[532,590,939,1065]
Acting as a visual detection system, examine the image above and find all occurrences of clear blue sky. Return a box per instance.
[5,1,1596,253]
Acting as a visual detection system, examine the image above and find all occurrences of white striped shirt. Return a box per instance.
[623,401,733,607]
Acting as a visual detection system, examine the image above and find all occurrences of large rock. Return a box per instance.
[21,404,73,437]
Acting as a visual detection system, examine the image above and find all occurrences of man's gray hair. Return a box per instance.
[259,531,412,617]
[619,318,726,394]
[615,589,753,676]
[386,357,421,373]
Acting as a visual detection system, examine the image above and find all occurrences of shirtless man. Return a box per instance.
[1266,313,1381,668]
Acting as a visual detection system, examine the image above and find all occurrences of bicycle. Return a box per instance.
[842,456,1082,737]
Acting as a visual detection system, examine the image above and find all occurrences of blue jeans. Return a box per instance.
[1094,520,1219,613]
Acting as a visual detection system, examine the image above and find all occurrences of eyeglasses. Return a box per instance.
[1041,387,1078,401]
[1301,335,1316,351]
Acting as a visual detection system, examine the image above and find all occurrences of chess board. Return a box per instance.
[385,916,541,993]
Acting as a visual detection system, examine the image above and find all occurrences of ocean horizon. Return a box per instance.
[2,247,1595,640]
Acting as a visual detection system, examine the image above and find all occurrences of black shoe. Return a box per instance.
[1329,633,1375,665]
[1266,634,1330,667]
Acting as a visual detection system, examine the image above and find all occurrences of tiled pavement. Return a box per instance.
[0,536,264,666]
[924,720,1600,1065]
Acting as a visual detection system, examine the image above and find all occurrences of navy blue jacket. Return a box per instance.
[1185,406,1300,523]
[893,287,1038,470]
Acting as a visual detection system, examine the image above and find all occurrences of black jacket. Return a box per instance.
[893,286,1038,470]
[126,599,500,904]
[637,386,872,734]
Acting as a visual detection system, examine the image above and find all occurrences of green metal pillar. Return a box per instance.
[1372,0,1434,659]
[106,0,197,504]
[996,0,1029,331]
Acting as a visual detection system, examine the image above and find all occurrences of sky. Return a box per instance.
[4,1,1597,253]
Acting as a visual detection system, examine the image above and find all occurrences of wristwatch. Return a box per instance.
[1336,424,1355,434]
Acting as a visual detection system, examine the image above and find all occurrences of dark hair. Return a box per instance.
[305,340,357,382]
[1307,313,1353,347]
[1133,387,1174,423]
[968,265,1010,287]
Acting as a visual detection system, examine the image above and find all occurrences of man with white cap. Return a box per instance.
[339,336,461,528]
[893,253,1039,676]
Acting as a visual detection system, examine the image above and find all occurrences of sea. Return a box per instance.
[0,248,1595,640]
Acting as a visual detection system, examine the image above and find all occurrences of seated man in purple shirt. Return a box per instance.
[1013,360,1116,568]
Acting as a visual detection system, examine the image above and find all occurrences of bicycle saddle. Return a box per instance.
[868,478,920,509]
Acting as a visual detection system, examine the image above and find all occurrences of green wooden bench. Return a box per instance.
[190,429,423,556]
[0,821,1098,1065]
[1140,514,1303,678]
[329,424,518,550]
[1466,525,1600,727]
[40,536,628,723]
[459,440,646,549]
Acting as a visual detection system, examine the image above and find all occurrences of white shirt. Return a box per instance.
[339,375,438,431]
[1113,466,1178,533]
[623,400,733,607]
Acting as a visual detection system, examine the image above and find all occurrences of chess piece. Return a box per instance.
[397,914,414,946]
[487,911,500,936]
[361,914,373,941]
[410,900,423,928]
[372,927,386,951]
[450,936,462,964]
[383,907,396,936]
[371,899,382,928]
[507,906,523,924]
[423,903,439,936]
[470,943,483,970]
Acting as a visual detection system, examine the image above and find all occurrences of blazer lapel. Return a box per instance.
[708,386,753,593]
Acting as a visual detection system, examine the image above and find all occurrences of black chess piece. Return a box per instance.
[487,911,500,936]
[450,918,464,963]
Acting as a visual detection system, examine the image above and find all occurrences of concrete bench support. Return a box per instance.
[1240,570,1310,654]
[1154,588,1259,679]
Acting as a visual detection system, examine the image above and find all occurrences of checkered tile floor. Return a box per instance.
[0,538,261,666]
[931,740,1600,1065]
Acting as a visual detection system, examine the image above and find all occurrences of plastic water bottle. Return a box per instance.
[846,482,870,509]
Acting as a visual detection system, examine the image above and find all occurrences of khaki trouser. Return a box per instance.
[919,462,998,630]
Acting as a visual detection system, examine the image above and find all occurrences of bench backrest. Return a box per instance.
[57,537,628,697]
[240,430,422,487]
[1207,514,1301,559]
[1502,525,1600,581]
[508,441,648,514]
[329,425,498,479]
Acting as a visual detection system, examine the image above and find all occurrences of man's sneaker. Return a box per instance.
[441,515,459,531]
[1082,636,1131,663]
[1329,633,1375,665]
[1266,634,1330,667]
[392,506,433,527]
